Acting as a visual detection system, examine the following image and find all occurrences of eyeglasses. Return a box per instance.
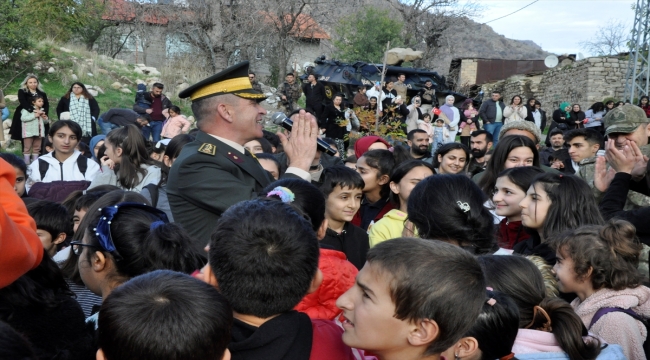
[70,241,101,256]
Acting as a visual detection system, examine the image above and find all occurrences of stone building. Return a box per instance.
[480,56,628,119]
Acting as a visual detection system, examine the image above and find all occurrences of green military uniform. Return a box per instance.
[251,80,263,93]
[276,81,302,115]
[167,61,300,253]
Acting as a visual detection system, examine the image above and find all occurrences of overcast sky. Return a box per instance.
[474,0,635,56]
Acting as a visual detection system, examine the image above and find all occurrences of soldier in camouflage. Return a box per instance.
[276,73,302,115]
[249,72,263,93]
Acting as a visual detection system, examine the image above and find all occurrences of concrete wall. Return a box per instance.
[481,56,628,118]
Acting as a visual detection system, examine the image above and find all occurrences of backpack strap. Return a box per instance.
[76,155,88,177]
[589,307,645,329]
[144,183,159,208]
[38,158,49,180]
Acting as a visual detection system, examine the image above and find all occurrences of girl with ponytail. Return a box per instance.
[553,219,650,360]
[478,255,625,360]
[89,124,161,191]
[408,174,497,254]
[72,190,204,325]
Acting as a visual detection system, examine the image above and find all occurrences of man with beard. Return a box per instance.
[539,128,565,166]
[467,130,493,177]
[407,129,431,161]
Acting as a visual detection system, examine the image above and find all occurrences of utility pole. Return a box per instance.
[624,0,650,102]
[376,41,390,133]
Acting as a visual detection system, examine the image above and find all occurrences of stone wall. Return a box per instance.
[458,59,478,86]
[481,56,628,116]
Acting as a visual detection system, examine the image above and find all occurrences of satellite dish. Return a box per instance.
[576,53,585,61]
[544,55,559,68]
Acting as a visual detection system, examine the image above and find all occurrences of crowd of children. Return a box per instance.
[3,79,650,360]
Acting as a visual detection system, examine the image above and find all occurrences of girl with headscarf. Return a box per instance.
[10,74,49,153]
[552,101,573,130]
[439,95,460,143]
[353,135,390,159]
[57,82,100,144]
[88,135,106,164]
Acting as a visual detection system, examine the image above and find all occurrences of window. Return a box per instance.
[166,34,193,57]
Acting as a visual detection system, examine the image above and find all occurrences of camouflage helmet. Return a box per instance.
[604,104,649,136]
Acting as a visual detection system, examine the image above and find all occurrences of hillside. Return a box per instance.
[422,17,550,75]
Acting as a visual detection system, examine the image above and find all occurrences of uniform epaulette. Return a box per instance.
[198,143,216,156]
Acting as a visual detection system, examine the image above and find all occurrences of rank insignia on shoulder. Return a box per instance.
[198,143,216,156]
[227,151,244,164]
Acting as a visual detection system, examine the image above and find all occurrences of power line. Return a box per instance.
[482,0,540,24]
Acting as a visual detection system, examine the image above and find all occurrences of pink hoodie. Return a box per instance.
[160,115,190,139]
[572,286,650,360]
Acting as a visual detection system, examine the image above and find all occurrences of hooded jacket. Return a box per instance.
[27,150,100,187]
[513,329,626,359]
[572,287,650,360]
[295,248,357,321]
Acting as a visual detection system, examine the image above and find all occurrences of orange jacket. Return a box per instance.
[0,158,43,288]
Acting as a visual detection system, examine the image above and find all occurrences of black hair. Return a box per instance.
[168,105,181,115]
[548,128,564,138]
[29,94,44,104]
[529,173,604,241]
[0,153,27,177]
[62,186,120,222]
[27,201,73,251]
[77,141,92,158]
[63,82,93,100]
[389,160,435,207]
[151,141,167,155]
[262,178,326,232]
[408,175,497,254]
[262,130,280,150]
[255,153,281,177]
[152,82,164,90]
[588,102,605,113]
[49,120,82,139]
[477,135,539,197]
[257,137,273,153]
[360,147,410,197]
[465,290,520,360]
[105,124,154,190]
[407,129,427,141]
[432,143,470,171]
[62,190,150,284]
[158,134,194,186]
[535,100,542,107]
[249,72,256,76]
[41,137,53,155]
[638,96,649,107]
[563,128,604,148]
[0,321,37,360]
[367,238,486,355]
[470,129,493,143]
[82,199,204,284]
[478,255,601,360]
[286,73,294,77]
[138,113,151,122]
[344,155,357,164]
[495,167,545,195]
[98,270,232,360]
[0,251,74,311]
[209,199,319,318]
[320,165,365,198]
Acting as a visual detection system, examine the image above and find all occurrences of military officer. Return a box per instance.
[167,61,318,254]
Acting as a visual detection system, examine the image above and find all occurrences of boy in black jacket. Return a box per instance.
[319,166,370,270]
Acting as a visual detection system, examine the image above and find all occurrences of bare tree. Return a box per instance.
[580,20,629,56]
[385,0,482,67]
